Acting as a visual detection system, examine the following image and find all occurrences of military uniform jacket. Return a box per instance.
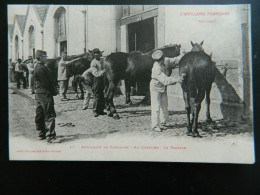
[34,61,56,94]
[90,59,104,77]
[150,61,178,93]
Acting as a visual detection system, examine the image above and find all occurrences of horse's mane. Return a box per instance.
[129,51,144,55]
[144,44,179,55]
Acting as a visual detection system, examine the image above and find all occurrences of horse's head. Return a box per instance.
[160,44,181,58]
[88,49,104,60]
[191,41,204,52]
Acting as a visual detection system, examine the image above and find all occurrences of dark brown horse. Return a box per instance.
[45,52,93,99]
[179,41,216,137]
[104,44,181,119]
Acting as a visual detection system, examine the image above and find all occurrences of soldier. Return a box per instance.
[58,51,81,101]
[90,48,106,117]
[34,50,58,142]
[26,56,35,94]
[80,66,105,110]
[14,58,26,89]
[150,50,183,132]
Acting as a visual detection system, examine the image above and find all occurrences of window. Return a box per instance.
[29,26,35,57]
[55,7,66,40]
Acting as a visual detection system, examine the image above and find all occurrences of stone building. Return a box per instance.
[8,5,252,120]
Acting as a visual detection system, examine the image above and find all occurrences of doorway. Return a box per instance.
[128,17,156,95]
[60,41,67,56]
[128,18,155,53]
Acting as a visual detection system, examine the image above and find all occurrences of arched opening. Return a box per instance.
[15,35,19,60]
[54,7,67,56]
[28,25,35,58]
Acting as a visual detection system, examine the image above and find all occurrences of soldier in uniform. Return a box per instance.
[26,56,35,94]
[34,50,58,142]
[15,58,26,89]
[58,51,81,101]
[150,50,183,132]
[90,48,106,117]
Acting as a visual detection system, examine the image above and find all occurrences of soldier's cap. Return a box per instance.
[62,51,67,55]
[152,50,164,60]
[92,48,103,55]
[36,50,48,58]
[28,56,33,59]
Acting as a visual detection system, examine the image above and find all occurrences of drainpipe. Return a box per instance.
[111,6,123,52]
[81,10,87,52]
[21,38,24,60]
[40,27,44,50]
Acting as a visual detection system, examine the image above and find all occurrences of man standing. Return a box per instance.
[15,59,26,89]
[26,56,35,94]
[34,50,57,142]
[58,51,81,101]
[90,48,106,117]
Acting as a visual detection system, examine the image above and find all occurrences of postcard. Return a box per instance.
[8,4,254,163]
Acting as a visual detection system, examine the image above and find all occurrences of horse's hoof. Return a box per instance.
[126,101,134,105]
[186,131,193,136]
[108,112,113,117]
[192,132,202,138]
[205,118,214,124]
[113,115,120,120]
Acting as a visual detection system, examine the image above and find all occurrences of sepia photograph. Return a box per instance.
[8,4,255,163]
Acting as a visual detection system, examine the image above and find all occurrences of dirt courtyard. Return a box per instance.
[8,83,255,163]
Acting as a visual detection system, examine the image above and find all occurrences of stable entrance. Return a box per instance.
[128,18,156,95]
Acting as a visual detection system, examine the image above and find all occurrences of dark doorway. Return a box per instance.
[128,18,155,53]
[60,41,67,56]
[128,17,156,95]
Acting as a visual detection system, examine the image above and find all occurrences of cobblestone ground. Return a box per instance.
[9,83,253,144]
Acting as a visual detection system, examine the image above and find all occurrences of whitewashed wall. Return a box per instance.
[11,21,23,61]
[23,6,43,59]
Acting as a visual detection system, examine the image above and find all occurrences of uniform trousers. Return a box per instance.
[59,80,68,98]
[28,73,35,93]
[16,72,26,89]
[82,83,92,109]
[35,93,56,139]
[150,89,169,129]
[92,76,105,114]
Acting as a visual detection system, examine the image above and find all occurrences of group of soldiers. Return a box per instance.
[11,47,184,142]
[11,48,107,142]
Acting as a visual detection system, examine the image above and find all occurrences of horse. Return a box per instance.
[45,52,93,99]
[179,41,216,137]
[65,53,93,99]
[104,44,181,119]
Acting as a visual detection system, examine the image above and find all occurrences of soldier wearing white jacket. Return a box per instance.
[150,50,183,132]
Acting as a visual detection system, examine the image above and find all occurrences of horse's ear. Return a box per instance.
[191,41,194,47]
[209,52,212,58]
[178,44,181,48]
[101,51,104,53]
[200,41,204,46]
[88,49,92,53]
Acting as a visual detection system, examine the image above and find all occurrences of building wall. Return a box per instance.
[87,5,114,56]
[67,5,86,55]
[43,5,119,58]
[23,6,43,59]
[162,5,251,120]
[11,21,23,61]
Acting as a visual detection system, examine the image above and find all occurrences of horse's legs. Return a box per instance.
[79,82,84,99]
[103,76,110,111]
[139,81,151,105]
[73,76,80,99]
[183,91,192,136]
[107,79,120,119]
[205,84,213,123]
[125,79,133,105]
[192,89,205,137]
